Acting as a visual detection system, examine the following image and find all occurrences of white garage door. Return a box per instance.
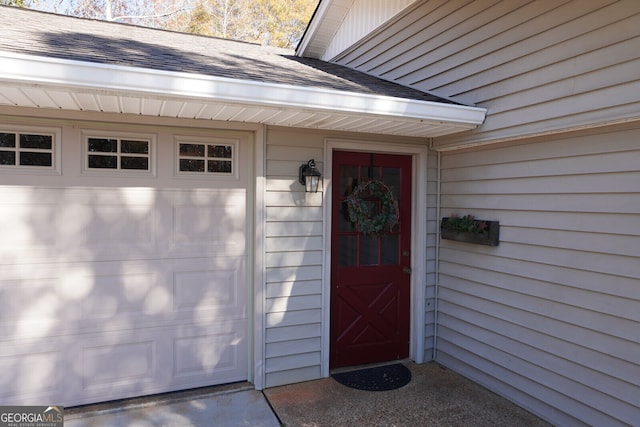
[0,125,251,406]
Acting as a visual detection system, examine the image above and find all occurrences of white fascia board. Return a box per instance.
[0,51,486,126]
[295,0,332,57]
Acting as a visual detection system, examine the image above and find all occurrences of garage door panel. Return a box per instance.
[0,258,247,342]
[0,187,247,264]
[0,349,61,400]
[78,261,170,329]
[169,193,247,257]
[66,329,170,404]
[0,321,248,406]
[0,277,58,324]
[172,322,248,384]
[66,322,247,406]
[81,340,157,390]
[80,270,160,323]
[172,258,247,318]
[76,258,247,329]
[0,262,162,340]
[79,205,156,248]
[0,202,57,262]
[173,269,239,311]
[172,205,245,251]
[0,269,67,341]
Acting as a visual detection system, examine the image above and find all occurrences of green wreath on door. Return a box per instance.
[345,179,399,237]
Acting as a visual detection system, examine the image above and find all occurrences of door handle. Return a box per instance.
[402,267,412,275]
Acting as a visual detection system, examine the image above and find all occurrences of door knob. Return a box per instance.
[402,267,412,275]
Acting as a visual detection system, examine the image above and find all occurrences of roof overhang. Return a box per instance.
[296,0,414,61]
[0,51,486,138]
[295,0,352,59]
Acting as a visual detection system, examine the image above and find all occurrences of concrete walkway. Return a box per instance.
[265,362,551,427]
[66,362,551,426]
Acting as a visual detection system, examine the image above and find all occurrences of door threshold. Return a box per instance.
[329,358,412,375]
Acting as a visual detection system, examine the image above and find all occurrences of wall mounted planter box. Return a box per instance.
[440,218,500,246]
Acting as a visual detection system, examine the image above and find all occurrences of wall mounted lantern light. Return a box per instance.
[299,159,322,193]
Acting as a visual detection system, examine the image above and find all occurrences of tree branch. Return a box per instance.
[112,5,195,22]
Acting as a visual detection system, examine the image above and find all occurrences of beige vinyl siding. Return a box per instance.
[264,128,325,387]
[436,124,640,426]
[331,0,640,148]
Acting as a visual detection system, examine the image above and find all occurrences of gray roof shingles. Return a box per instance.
[0,6,458,105]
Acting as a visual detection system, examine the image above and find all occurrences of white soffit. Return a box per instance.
[0,52,486,138]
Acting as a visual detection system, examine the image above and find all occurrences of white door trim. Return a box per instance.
[322,139,428,377]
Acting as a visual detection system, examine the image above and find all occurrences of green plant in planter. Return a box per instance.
[441,214,488,234]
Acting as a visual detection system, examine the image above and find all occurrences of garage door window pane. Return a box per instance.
[0,132,54,169]
[88,138,117,153]
[0,151,16,165]
[121,157,149,170]
[89,155,117,169]
[21,134,52,150]
[208,160,232,173]
[86,136,151,172]
[20,152,52,167]
[0,133,16,148]
[180,144,205,157]
[208,145,232,158]
[178,141,235,175]
[0,132,16,165]
[180,159,205,172]
[122,140,149,154]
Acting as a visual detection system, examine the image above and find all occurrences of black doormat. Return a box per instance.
[331,363,412,391]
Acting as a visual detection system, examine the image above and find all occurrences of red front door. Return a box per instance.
[330,151,412,368]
